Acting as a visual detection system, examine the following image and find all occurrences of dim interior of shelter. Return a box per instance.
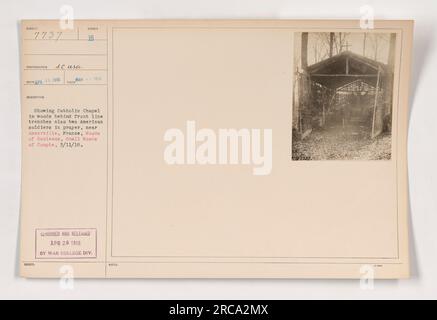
[292,32,396,160]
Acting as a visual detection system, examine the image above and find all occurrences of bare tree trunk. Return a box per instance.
[300,32,310,138]
[383,33,397,132]
[329,32,334,57]
[371,67,382,138]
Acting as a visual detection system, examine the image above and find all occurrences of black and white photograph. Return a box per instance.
[292,32,397,160]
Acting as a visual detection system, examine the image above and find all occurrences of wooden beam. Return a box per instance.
[371,67,382,138]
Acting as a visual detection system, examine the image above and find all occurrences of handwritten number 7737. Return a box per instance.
[34,31,63,41]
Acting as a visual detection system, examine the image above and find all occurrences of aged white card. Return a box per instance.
[20,20,413,278]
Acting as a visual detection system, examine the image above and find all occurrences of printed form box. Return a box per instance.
[35,228,97,259]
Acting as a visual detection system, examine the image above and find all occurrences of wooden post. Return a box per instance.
[371,67,381,138]
[298,73,303,134]
[346,57,349,74]
[342,109,345,129]
[388,33,396,68]
[300,32,309,137]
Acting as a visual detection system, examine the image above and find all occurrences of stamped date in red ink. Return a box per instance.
[35,228,97,259]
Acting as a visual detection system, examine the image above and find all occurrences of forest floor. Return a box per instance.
[292,122,391,161]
